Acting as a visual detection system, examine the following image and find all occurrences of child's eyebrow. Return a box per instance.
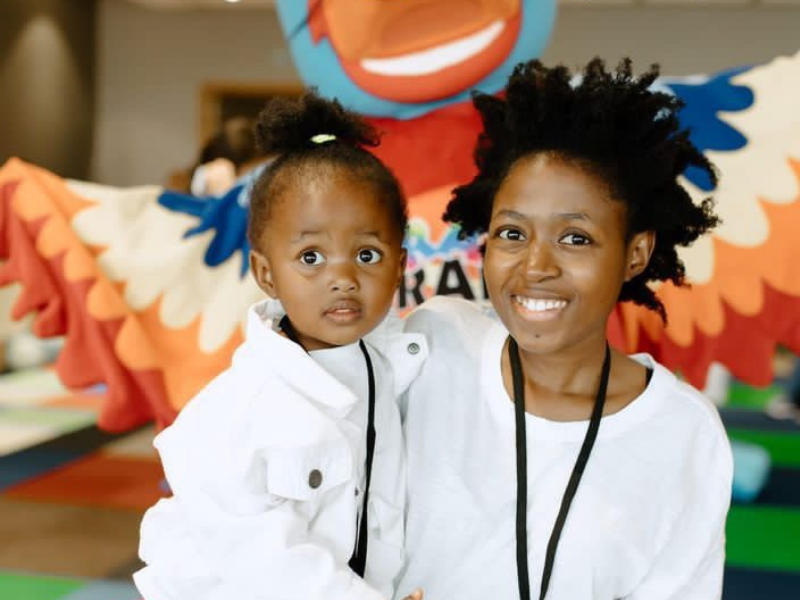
[291,230,323,242]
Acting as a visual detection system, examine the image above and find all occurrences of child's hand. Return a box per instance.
[401,589,423,600]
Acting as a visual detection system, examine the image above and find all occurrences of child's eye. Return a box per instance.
[300,250,326,265]
[559,233,592,246]
[496,227,526,242]
[356,248,383,264]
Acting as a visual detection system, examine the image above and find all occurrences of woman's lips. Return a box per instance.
[511,294,568,321]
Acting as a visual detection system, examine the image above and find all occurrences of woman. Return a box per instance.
[395,58,733,600]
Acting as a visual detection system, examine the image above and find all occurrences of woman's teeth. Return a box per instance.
[513,296,567,312]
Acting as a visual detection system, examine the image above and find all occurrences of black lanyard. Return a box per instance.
[278,316,376,577]
[509,338,610,600]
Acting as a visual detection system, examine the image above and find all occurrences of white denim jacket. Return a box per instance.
[134,300,428,600]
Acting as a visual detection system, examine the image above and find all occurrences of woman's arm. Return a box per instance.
[626,437,733,600]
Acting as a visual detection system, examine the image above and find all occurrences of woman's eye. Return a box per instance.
[300,250,326,265]
[560,233,592,246]
[356,248,383,264]
[497,228,525,241]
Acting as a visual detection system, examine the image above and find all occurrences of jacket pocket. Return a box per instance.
[263,438,353,502]
[364,493,405,593]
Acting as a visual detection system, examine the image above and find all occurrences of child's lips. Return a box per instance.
[323,300,363,323]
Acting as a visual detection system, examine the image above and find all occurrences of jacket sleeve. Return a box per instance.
[134,392,386,600]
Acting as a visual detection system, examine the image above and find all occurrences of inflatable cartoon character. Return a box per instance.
[276,0,800,389]
[0,1,799,432]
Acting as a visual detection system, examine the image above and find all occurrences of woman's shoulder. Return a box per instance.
[635,355,733,473]
[404,296,499,341]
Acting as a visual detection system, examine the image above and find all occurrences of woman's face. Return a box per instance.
[483,154,653,358]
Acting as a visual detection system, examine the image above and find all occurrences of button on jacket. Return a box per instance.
[134,300,428,600]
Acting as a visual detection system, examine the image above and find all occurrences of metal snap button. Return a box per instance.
[407,342,420,355]
[308,469,323,489]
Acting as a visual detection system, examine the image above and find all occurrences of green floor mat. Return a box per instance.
[726,506,800,571]
[0,572,83,600]
[727,429,800,468]
[727,383,781,411]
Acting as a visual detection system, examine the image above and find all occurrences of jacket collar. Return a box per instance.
[238,299,360,416]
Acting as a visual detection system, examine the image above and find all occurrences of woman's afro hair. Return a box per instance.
[248,90,407,245]
[444,58,721,321]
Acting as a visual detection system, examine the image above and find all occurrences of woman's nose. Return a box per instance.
[525,242,559,282]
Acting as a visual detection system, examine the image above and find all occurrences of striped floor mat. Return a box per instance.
[722,382,800,599]
[0,370,798,599]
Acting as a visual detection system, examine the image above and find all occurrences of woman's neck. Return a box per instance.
[502,334,648,422]
[517,336,608,398]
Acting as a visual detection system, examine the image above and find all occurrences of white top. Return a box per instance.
[134,299,428,600]
[395,297,733,600]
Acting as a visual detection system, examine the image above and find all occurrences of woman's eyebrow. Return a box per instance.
[554,212,592,222]
[494,208,527,220]
[494,209,593,222]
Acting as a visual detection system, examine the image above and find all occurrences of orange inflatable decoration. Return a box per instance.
[0,0,799,431]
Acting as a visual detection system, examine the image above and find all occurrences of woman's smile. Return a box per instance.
[510,294,569,321]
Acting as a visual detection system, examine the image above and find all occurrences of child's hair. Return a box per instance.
[248,90,408,245]
[444,58,721,321]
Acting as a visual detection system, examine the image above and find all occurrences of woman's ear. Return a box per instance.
[625,231,656,282]
[250,250,277,298]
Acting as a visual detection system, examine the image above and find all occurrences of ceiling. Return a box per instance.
[123,0,799,9]
[125,0,276,9]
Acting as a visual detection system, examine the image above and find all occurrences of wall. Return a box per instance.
[92,0,298,186]
[93,1,800,186]
[543,6,800,74]
[0,0,96,179]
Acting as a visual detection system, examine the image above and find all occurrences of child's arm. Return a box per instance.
[133,390,389,600]
[135,488,388,600]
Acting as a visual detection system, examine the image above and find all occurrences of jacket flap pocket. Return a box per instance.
[264,439,353,501]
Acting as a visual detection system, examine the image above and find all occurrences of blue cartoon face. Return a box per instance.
[275,0,556,119]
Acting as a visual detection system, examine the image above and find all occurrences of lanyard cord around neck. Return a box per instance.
[278,315,376,577]
[509,338,611,600]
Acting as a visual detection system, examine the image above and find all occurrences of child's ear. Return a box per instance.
[625,231,655,282]
[397,247,408,289]
[250,250,277,298]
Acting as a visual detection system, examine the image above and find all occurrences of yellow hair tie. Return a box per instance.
[310,133,337,144]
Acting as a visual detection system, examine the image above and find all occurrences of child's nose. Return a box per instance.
[329,264,359,293]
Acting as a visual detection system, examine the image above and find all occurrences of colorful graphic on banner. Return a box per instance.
[0,0,798,430]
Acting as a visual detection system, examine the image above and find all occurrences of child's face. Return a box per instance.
[484,154,653,358]
[250,169,406,351]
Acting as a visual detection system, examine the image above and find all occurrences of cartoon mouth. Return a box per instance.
[336,9,522,104]
[360,20,505,77]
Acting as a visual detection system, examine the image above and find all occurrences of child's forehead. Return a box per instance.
[271,178,395,233]
[283,163,377,198]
